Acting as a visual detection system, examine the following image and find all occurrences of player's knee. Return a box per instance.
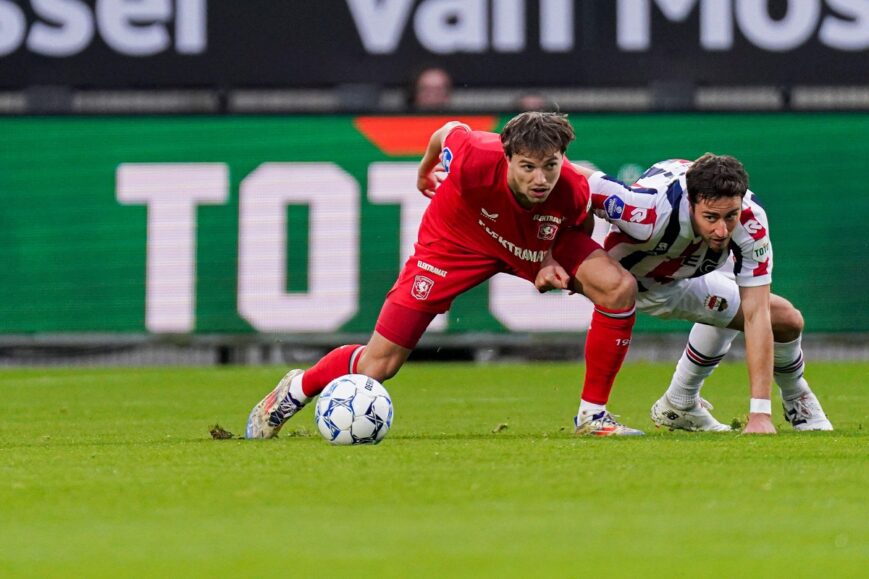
[596,269,637,310]
[774,306,804,342]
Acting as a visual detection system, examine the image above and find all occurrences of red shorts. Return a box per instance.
[377,232,601,349]
[385,241,502,315]
[550,227,604,278]
[374,301,435,350]
[384,230,601,315]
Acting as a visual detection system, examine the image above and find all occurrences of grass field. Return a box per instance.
[1,361,866,578]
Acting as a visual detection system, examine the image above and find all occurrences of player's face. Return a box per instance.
[506,150,563,209]
[690,196,742,251]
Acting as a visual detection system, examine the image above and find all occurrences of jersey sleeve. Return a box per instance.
[440,126,475,193]
[560,161,592,227]
[731,193,773,287]
[586,171,659,242]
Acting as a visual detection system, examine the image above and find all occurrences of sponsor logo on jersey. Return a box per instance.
[628,207,648,223]
[740,207,766,241]
[417,260,448,278]
[753,240,770,260]
[478,220,546,263]
[533,214,563,224]
[705,295,729,312]
[697,254,723,275]
[441,148,453,173]
[537,223,558,240]
[411,275,435,300]
[744,219,763,235]
[604,195,625,220]
[481,208,499,221]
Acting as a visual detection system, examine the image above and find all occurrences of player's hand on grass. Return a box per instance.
[743,413,777,434]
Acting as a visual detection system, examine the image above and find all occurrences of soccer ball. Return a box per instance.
[314,374,393,445]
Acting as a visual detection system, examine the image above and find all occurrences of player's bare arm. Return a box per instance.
[735,284,777,434]
[417,121,470,198]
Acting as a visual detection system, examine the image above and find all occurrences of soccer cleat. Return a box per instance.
[782,392,833,431]
[245,369,305,439]
[650,395,731,432]
[574,410,645,436]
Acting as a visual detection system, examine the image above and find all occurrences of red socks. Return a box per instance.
[301,344,365,397]
[301,307,633,403]
[581,306,636,405]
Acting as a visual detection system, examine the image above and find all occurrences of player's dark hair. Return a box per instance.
[686,153,749,204]
[500,112,575,158]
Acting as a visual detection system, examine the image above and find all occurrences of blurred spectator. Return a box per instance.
[516,92,556,112]
[409,67,453,111]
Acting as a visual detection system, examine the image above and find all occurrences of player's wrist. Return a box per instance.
[418,163,437,178]
[749,398,772,415]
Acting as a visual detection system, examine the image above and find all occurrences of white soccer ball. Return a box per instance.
[314,374,393,445]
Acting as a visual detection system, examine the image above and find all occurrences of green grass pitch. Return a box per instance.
[1,361,866,578]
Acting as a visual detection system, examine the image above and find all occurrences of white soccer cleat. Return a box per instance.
[575,410,645,436]
[650,395,731,432]
[782,392,833,431]
[245,369,305,439]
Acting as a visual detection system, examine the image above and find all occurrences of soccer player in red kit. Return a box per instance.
[246,112,643,438]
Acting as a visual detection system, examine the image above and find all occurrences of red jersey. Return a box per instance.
[418,127,592,280]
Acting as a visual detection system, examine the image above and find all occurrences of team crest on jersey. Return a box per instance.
[705,295,729,312]
[412,275,435,301]
[441,148,453,173]
[604,195,625,220]
[537,223,558,240]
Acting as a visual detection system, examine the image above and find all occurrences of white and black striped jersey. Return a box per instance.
[585,159,773,292]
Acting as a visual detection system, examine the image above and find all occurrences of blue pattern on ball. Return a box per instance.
[315,375,393,445]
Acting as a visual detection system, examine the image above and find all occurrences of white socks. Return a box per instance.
[667,325,813,408]
[289,372,311,405]
[774,336,811,401]
[578,400,606,418]
[666,324,738,409]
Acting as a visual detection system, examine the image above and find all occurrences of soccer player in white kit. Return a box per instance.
[539,154,832,434]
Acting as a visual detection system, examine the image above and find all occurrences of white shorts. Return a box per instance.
[636,270,741,327]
